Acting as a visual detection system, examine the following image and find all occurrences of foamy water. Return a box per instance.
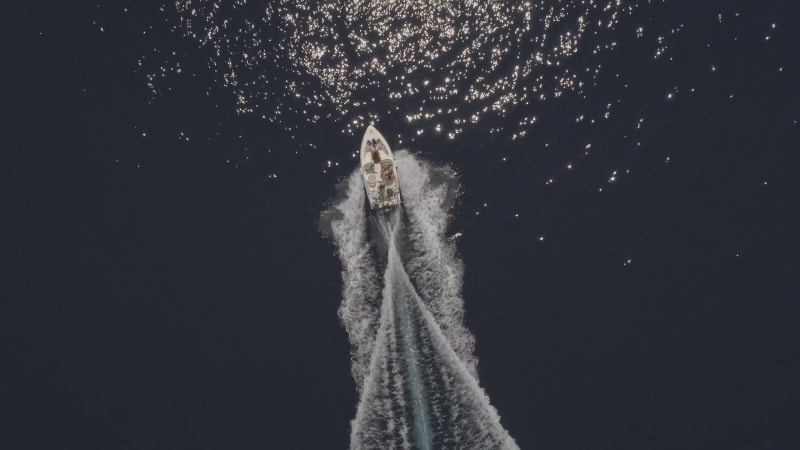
[325,151,517,449]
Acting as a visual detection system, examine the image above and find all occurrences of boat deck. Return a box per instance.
[361,131,400,209]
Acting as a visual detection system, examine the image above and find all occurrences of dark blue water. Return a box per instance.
[3,1,798,449]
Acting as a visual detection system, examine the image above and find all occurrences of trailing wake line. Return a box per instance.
[324,151,518,449]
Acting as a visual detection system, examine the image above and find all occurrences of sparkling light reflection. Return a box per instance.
[146,0,642,140]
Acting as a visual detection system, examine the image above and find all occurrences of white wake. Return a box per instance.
[325,151,517,449]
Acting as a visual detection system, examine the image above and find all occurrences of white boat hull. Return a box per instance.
[360,125,401,210]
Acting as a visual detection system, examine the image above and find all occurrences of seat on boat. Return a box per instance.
[380,161,395,181]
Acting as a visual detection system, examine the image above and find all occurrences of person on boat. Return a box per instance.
[377,182,385,198]
[382,165,394,180]
[371,150,381,163]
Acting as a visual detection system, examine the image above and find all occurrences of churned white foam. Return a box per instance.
[350,267,406,449]
[352,214,434,450]
[325,152,518,449]
[328,171,381,387]
[404,265,517,449]
[395,150,478,377]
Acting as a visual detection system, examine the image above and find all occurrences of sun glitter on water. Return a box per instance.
[144,0,643,142]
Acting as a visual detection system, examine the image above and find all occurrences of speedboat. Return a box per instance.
[360,125,401,210]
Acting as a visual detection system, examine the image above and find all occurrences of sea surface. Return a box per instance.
[3,1,798,449]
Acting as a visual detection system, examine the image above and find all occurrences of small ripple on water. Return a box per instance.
[144,0,647,141]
